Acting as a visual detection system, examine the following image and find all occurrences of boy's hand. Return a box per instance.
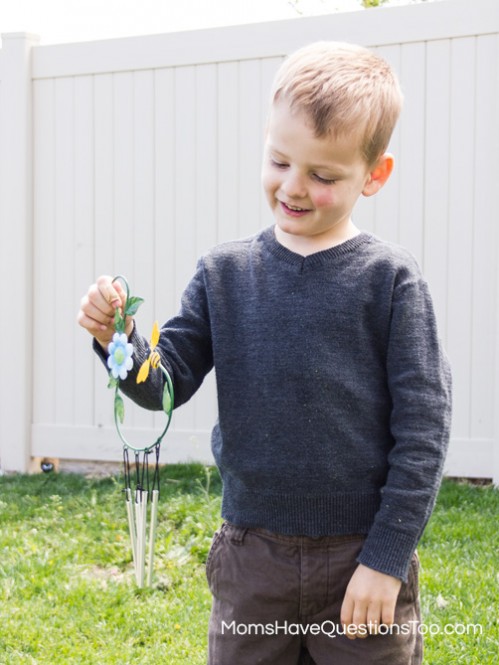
[77,275,133,349]
[340,563,402,639]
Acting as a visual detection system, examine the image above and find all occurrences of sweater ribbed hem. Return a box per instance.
[221,481,381,539]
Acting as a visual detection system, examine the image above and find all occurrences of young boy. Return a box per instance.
[78,42,452,664]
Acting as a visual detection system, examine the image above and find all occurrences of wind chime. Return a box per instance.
[106,276,174,587]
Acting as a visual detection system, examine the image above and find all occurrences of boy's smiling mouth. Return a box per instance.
[280,201,312,216]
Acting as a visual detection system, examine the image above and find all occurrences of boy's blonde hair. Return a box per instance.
[271,42,403,166]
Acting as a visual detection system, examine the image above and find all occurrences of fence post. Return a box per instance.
[496,205,499,488]
[0,33,39,472]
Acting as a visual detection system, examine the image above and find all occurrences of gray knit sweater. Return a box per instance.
[99,226,452,581]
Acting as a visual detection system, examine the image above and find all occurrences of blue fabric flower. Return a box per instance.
[107,332,134,380]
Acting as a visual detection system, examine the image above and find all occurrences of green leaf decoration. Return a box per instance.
[162,384,172,415]
[107,376,118,390]
[115,393,125,424]
[124,296,145,317]
[114,308,125,333]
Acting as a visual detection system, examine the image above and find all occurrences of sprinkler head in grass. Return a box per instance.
[41,459,54,473]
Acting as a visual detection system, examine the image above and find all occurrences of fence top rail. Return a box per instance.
[11,0,498,80]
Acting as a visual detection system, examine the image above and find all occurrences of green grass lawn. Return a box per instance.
[0,466,498,664]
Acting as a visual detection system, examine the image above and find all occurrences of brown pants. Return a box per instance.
[206,522,423,665]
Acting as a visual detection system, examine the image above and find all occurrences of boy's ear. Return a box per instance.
[362,153,394,197]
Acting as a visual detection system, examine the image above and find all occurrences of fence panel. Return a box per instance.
[0,0,497,480]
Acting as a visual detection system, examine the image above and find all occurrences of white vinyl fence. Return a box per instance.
[0,0,498,481]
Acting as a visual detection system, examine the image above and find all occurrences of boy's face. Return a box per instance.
[262,100,383,250]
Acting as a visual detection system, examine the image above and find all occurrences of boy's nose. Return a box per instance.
[281,171,307,199]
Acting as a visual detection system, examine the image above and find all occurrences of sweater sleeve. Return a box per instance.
[357,268,452,581]
[94,258,214,411]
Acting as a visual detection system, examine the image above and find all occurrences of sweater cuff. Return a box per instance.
[357,524,418,582]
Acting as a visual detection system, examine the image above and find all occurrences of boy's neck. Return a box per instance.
[274,220,361,257]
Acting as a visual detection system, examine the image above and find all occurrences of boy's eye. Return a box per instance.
[271,158,288,169]
[313,174,336,185]
[269,158,336,184]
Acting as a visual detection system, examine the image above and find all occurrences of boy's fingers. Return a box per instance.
[77,311,113,348]
[97,275,122,308]
[80,298,114,327]
[381,601,397,628]
[83,284,114,318]
[351,603,368,640]
[340,597,357,640]
[366,601,382,635]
